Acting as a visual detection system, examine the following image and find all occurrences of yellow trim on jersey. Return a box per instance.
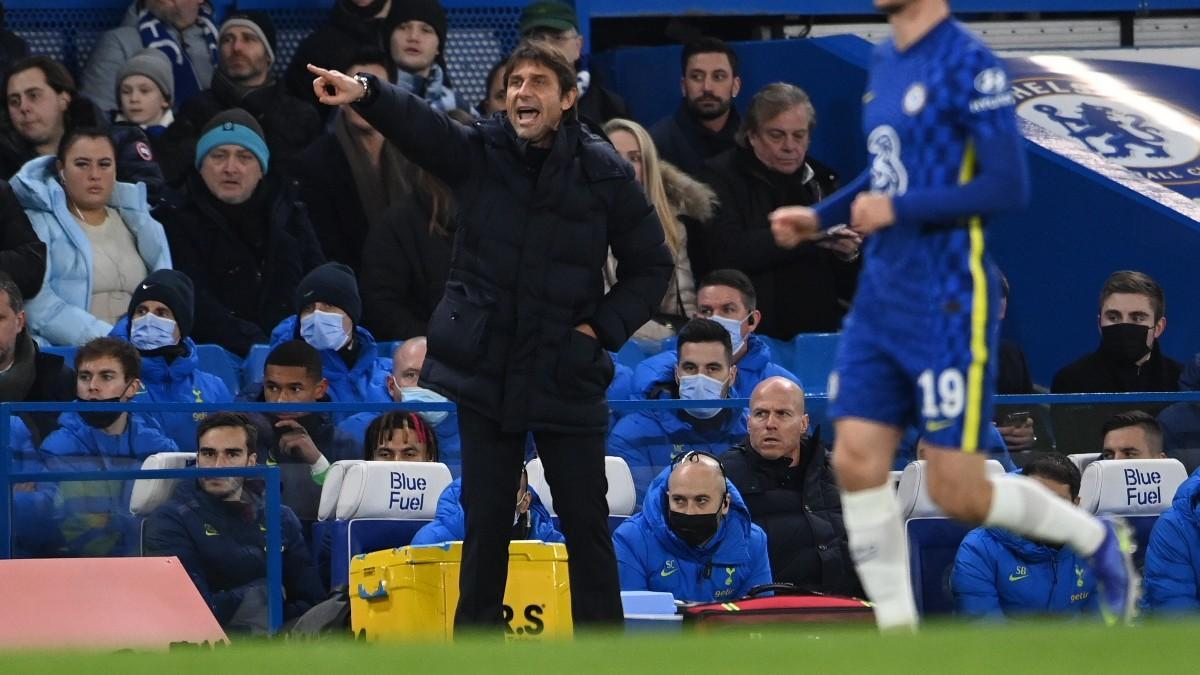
[958,141,989,453]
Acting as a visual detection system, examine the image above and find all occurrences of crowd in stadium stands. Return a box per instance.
[1,0,1199,630]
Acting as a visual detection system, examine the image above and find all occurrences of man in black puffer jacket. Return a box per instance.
[309,41,672,631]
[721,377,863,597]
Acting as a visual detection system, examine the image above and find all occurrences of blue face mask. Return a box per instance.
[709,314,749,355]
[400,386,451,427]
[130,313,178,351]
[300,309,351,351]
[678,373,727,419]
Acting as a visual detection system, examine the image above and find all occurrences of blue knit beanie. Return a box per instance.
[194,108,270,173]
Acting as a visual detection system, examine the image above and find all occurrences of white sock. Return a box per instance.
[841,484,918,631]
[985,474,1107,556]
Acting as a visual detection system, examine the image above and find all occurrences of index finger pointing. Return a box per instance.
[306,63,333,77]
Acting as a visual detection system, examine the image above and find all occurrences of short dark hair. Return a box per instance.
[1100,270,1165,321]
[364,411,439,462]
[738,82,816,147]
[677,318,733,364]
[56,126,116,163]
[698,269,757,312]
[503,39,577,98]
[1023,453,1082,500]
[197,412,259,453]
[681,37,740,77]
[1101,410,1164,455]
[265,340,323,382]
[345,47,397,83]
[76,336,140,381]
[8,56,76,97]
[0,271,22,313]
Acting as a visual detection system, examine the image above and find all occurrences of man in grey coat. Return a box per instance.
[81,0,219,114]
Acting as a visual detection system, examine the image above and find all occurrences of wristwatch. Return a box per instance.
[353,73,371,103]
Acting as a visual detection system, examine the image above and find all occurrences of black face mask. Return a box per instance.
[668,509,722,548]
[77,396,125,429]
[1100,323,1152,364]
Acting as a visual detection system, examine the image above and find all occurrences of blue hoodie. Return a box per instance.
[629,334,802,401]
[952,526,1098,619]
[409,478,564,546]
[268,316,392,423]
[110,317,233,452]
[1142,469,1200,613]
[11,155,171,346]
[608,405,747,506]
[613,466,771,602]
[40,411,179,556]
[338,410,462,475]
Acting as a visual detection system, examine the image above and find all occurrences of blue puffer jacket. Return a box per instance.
[143,480,326,627]
[951,526,1098,619]
[40,411,179,556]
[269,316,392,423]
[410,478,564,546]
[110,317,233,452]
[613,466,771,602]
[9,416,63,557]
[608,404,747,505]
[337,410,462,475]
[11,155,171,346]
[629,334,801,400]
[1142,469,1200,613]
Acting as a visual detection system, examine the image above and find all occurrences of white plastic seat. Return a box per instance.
[334,461,452,520]
[129,452,196,516]
[895,459,1006,520]
[526,456,636,517]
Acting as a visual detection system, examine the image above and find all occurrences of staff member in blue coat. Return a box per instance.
[613,451,771,603]
[1142,467,1200,613]
[411,465,564,546]
[112,268,233,451]
[952,453,1098,619]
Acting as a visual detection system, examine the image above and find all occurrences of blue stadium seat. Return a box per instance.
[194,344,242,394]
[375,341,402,360]
[790,332,840,395]
[908,518,976,616]
[759,336,794,375]
[241,344,270,389]
[40,345,78,367]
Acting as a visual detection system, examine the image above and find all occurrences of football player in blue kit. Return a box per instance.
[769,0,1137,630]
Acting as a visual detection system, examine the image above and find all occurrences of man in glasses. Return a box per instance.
[612,451,770,603]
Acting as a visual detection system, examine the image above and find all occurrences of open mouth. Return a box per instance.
[515,106,540,124]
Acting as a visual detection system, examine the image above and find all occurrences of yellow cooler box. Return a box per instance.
[349,541,573,641]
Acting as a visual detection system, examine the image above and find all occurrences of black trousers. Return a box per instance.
[453,405,623,632]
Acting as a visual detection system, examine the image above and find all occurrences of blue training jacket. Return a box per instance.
[40,411,178,556]
[111,317,233,452]
[409,478,564,546]
[9,416,62,556]
[629,334,802,401]
[268,316,393,423]
[608,404,747,506]
[613,465,772,602]
[952,527,1098,619]
[1142,469,1200,613]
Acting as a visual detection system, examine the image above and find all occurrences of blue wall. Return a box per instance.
[595,35,1200,385]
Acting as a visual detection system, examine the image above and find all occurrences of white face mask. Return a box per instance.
[678,373,727,419]
[130,313,178,351]
[708,314,749,355]
[300,309,351,351]
[399,386,451,427]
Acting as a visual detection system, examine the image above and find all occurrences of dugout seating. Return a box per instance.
[1077,458,1189,569]
[896,459,1007,616]
[526,456,637,533]
[1069,453,1101,476]
[318,460,453,587]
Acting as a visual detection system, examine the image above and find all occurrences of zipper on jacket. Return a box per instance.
[1047,551,1058,611]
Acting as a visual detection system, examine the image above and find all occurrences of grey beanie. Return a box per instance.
[117,49,175,104]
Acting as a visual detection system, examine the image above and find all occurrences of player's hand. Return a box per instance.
[275,419,324,465]
[996,419,1036,452]
[815,227,863,259]
[769,206,821,249]
[307,64,363,106]
[574,323,597,339]
[850,192,896,235]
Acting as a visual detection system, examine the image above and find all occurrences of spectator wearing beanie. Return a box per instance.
[110,268,233,451]
[265,262,393,423]
[285,0,396,120]
[81,0,219,115]
[386,0,476,116]
[159,108,325,356]
[114,49,175,135]
[159,11,320,185]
